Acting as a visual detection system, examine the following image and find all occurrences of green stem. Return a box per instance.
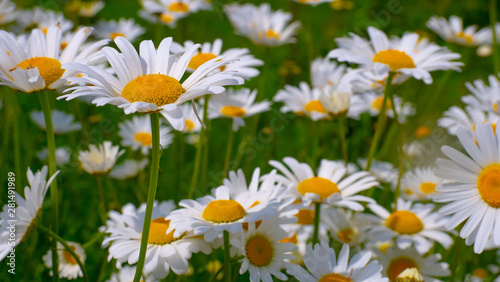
[388,94,404,209]
[223,230,231,282]
[312,203,321,246]
[491,0,499,75]
[365,72,394,171]
[82,232,105,249]
[221,126,235,183]
[338,116,348,166]
[188,96,208,199]
[96,177,107,223]
[449,236,463,282]
[10,94,22,190]
[38,225,88,282]
[133,113,161,282]
[200,97,211,191]
[309,121,320,169]
[38,91,59,282]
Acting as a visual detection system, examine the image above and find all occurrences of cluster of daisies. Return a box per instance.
[1,0,500,281]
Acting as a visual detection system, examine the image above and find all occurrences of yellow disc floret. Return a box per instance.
[245,235,273,266]
[385,210,424,235]
[202,200,246,223]
[319,273,353,282]
[168,2,189,12]
[304,100,327,114]
[17,57,65,88]
[134,132,153,146]
[387,257,418,282]
[477,164,500,208]
[121,74,185,107]
[297,177,340,200]
[63,245,78,265]
[419,182,437,194]
[373,50,416,70]
[188,52,217,70]
[147,218,180,245]
[221,105,246,117]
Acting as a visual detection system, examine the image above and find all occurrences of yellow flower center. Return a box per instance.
[266,30,280,39]
[121,74,185,107]
[494,102,498,112]
[387,257,418,282]
[385,210,424,234]
[168,2,189,12]
[297,177,340,200]
[184,119,195,131]
[419,182,437,194]
[304,100,327,114]
[60,42,69,50]
[337,229,354,243]
[294,209,315,225]
[202,200,246,223]
[110,32,125,40]
[245,235,273,266]
[16,57,65,87]
[456,31,474,43]
[477,164,500,208]
[415,125,431,138]
[371,96,392,111]
[63,246,78,265]
[279,233,298,244]
[472,268,488,278]
[378,242,390,254]
[188,52,217,70]
[160,14,174,24]
[221,105,246,117]
[372,50,416,70]
[147,218,180,245]
[134,132,153,146]
[319,273,353,282]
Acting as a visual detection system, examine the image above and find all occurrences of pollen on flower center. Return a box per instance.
[110,32,125,40]
[319,273,353,282]
[385,210,424,234]
[294,209,315,225]
[121,74,185,107]
[147,218,180,245]
[337,229,354,243]
[221,105,246,117]
[16,57,64,87]
[188,52,217,70]
[371,96,392,111]
[304,100,327,114]
[387,257,418,282]
[419,182,437,194]
[456,31,474,43]
[372,49,416,70]
[245,235,274,267]
[63,246,78,265]
[134,132,153,146]
[202,199,246,223]
[477,164,500,208]
[168,2,189,12]
[184,119,195,131]
[160,13,174,24]
[297,177,340,200]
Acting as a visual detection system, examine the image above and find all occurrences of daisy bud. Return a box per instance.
[319,87,351,117]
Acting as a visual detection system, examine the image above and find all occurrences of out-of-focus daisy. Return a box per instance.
[328,26,463,84]
[426,15,492,46]
[109,159,149,180]
[357,158,398,184]
[42,241,86,279]
[167,186,279,242]
[376,245,450,282]
[0,26,107,93]
[118,115,174,154]
[30,110,82,134]
[107,265,155,282]
[348,92,415,123]
[463,75,500,115]
[208,88,271,131]
[292,0,333,6]
[477,45,493,57]
[435,122,500,253]
[65,0,104,17]
[171,39,263,79]
[36,147,71,166]
[318,85,352,117]
[94,18,145,42]
[401,167,442,201]
[322,208,370,246]
[310,57,347,89]
[0,166,59,261]
[103,201,211,279]
[269,157,378,210]
[396,268,424,282]
[59,37,243,130]
[231,217,296,281]
[403,140,428,162]
[139,0,210,28]
[367,198,453,254]
[178,103,202,144]
[274,82,329,120]
[13,7,73,34]
[79,141,124,176]
[224,3,301,47]
[438,106,500,136]
[0,0,16,25]
[287,240,388,282]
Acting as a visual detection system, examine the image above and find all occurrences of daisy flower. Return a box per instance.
[36,147,71,166]
[366,198,453,254]
[109,159,149,180]
[357,159,398,184]
[322,208,370,246]
[328,26,463,84]
[13,7,73,34]
[462,74,500,115]
[171,38,263,79]
[426,15,492,46]
[118,115,174,154]
[292,0,333,6]
[0,0,17,25]
[94,18,145,42]
[376,245,450,282]
[58,37,243,130]
[274,82,329,120]
[30,110,82,134]
[208,88,271,131]
[434,122,500,253]
[107,265,155,282]
[65,0,105,17]
[78,141,124,176]
[348,92,415,123]
[438,106,500,137]
[103,201,211,279]
[224,3,301,47]
[0,166,59,261]
[400,167,442,201]
[231,217,296,282]
[287,240,388,282]
[310,57,347,89]
[167,186,279,242]
[0,26,107,93]
[42,241,86,279]
[139,0,210,28]
[318,86,352,117]
[178,103,203,144]
[269,157,378,210]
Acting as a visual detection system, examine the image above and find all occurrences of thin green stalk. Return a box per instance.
[338,116,348,165]
[133,113,161,282]
[449,236,464,282]
[200,97,211,191]
[188,96,209,199]
[96,177,108,223]
[10,94,22,190]
[82,232,105,249]
[388,94,404,209]
[38,90,59,281]
[309,121,320,169]
[312,203,321,246]
[365,72,395,171]
[491,0,499,74]
[38,225,88,282]
[223,230,231,282]
[221,127,236,183]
